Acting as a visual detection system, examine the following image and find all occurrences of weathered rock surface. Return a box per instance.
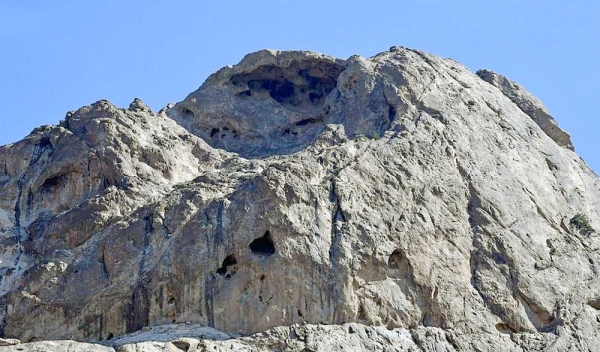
[1,46,599,351]
[0,322,565,351]
[476,69,574,150]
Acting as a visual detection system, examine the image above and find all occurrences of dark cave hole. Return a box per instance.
[249,231,276,256]
[43,176,62,188]
[495,323,515,335]
[388,104,397,122]
[181,108,195,119]
[216,254,238,276]
[41,175,65,192]
[387,248,413,281]
[295,117,321,126]
[309,92,322,104]
[298,69,310,80]
[245,79,296,104]
[106,333,114,340]
[230,61,344,108]
[38,136,52,149]
[210,128,220,138]
[236,90,252,97]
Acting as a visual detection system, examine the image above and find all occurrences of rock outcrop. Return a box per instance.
[1,46,598,351]
[476,69,574,150]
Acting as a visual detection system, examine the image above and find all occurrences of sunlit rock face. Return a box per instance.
[1,47,599,351]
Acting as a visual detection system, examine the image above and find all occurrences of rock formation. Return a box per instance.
[1,46,599,351]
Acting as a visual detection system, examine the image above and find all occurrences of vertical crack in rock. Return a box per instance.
[0,296,6,337]
[29,137,54,167]
[328,178,346,262]
[100,242,109,280]
[214,201,224,249]
[124,213,154,333]
[13,179,24,230]
[140,214,154,274]
[126,283,150,333]
[204,274,216,328]
[326,177,347,325]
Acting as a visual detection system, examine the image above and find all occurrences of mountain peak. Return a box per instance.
[1,47,598,351]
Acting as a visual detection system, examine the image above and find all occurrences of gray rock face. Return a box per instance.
[476,69,574,150]
[1,47,599,351]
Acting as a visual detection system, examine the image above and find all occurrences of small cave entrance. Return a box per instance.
[40,174,66,192]
[216,254,238,279]
[495,323,516,335]
[204,126,240,141]
[386,249,413,281]
[179,107,195,119]
[388,103,397,122]
[249,231,276,256]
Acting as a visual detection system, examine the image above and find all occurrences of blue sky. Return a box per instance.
[1,1,598,172]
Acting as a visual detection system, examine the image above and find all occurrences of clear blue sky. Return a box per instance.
[1,1,598,172]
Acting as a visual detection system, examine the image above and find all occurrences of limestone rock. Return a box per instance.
[1,46,599,351]
[476,69,574,150]
[0,340,113,351]
[0,338,19,346]
[170,50,346,158]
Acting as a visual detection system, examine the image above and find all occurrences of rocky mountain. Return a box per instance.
[1,46,599,351]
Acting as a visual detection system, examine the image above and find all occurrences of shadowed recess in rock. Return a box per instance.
[170,53,346,158]
[216,254,238,278]
[230,61,343,107]
[249,231,275,256]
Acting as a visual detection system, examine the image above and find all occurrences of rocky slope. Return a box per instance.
[1,46,599,351]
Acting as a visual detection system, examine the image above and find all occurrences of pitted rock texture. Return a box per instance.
[1,47,599,351]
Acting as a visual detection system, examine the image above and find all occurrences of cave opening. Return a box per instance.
[230,60,344,108]
[249,231,276,256]
[216,254,238,276]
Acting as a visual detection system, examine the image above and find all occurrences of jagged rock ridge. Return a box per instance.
[0,46,599,351]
